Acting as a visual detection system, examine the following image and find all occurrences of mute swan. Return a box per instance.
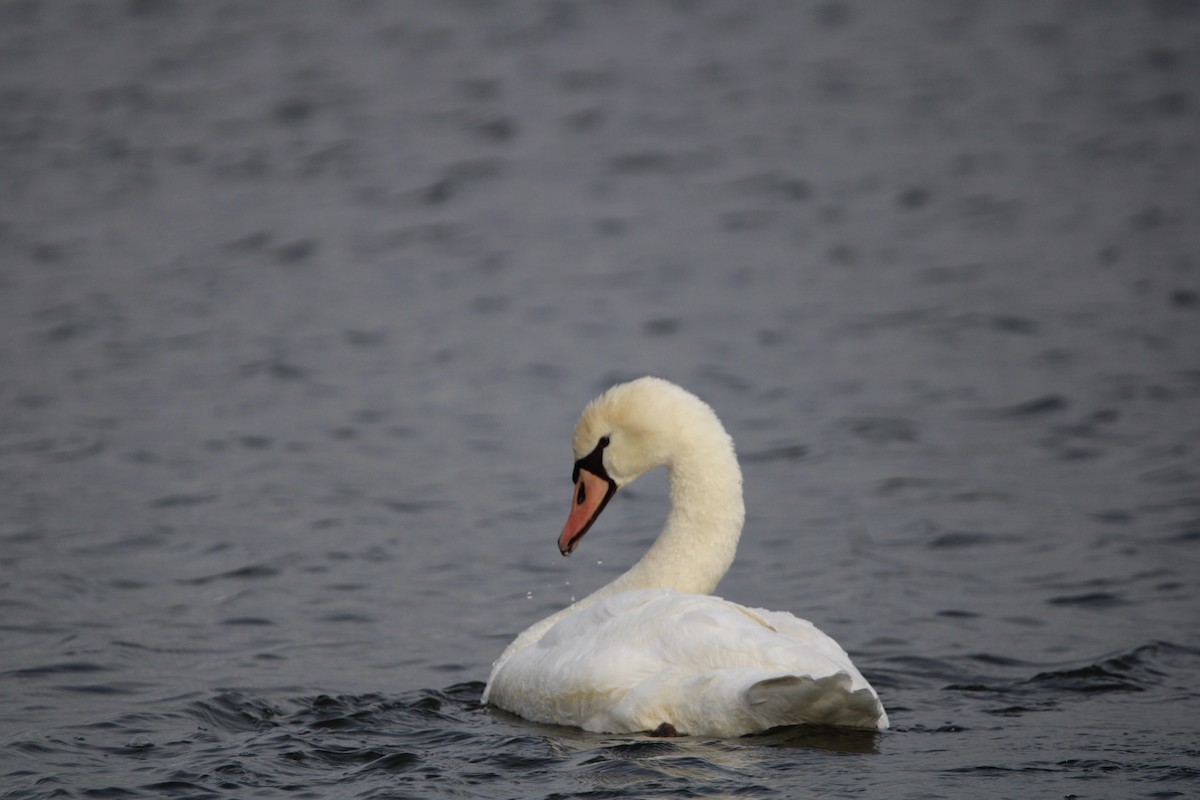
[483,377,888,736]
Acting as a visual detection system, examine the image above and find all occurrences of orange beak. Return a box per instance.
[558,467,616,556]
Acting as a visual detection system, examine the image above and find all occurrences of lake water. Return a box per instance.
[1,2,1198,798]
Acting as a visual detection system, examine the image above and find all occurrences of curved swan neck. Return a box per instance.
[603,424,745,598]
[484,380,746,685]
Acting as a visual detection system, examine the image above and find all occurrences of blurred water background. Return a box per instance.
[1,2,1198,798]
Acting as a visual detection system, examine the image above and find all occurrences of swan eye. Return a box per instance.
[572,435,612,484]
[576,482,586,505]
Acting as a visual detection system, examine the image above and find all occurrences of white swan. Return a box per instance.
[483,377,888,737]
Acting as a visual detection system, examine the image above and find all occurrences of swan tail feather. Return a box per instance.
[746,673,886,730]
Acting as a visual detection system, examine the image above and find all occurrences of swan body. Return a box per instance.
[483,377,888,736]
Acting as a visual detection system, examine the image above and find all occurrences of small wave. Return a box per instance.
[936,641,1200,723]
[1024,641,1195,695]
[973,394,1070,418]
[185,690,289,733]
[1045,591,1128,608]
[4,661,114,679]
[927,530,1023,549]
[179,564,282,585]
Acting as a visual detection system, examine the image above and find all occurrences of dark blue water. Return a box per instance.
[2,2,1199,798]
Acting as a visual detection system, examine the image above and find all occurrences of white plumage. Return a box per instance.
[483,377,888,737]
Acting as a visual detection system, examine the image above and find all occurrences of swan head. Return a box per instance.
[558,377,733,555]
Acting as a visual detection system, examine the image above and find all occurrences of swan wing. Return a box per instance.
[485,589,888,736]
